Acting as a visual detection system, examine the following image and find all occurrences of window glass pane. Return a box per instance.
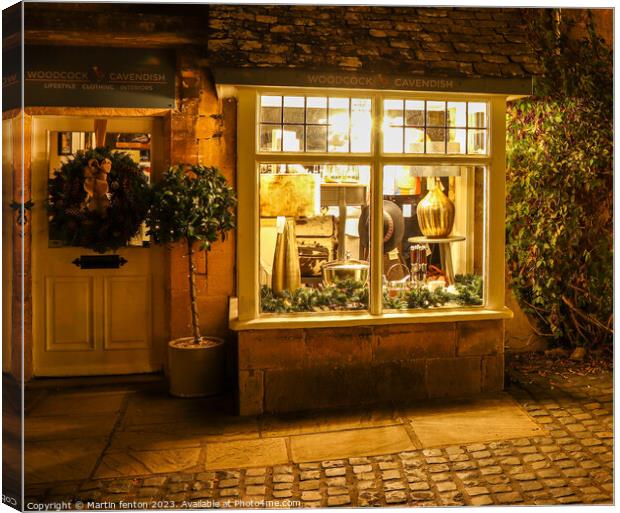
[468,102,487,128]
[426,127,446,153]
[260,125,281,151]
[384,99,404,126]
[306,97,327,124]
[381,165,486,311]
[282,125,304,151]
[260,95,282,123]
[283,96,305,124]
[306,125,327,152]
[405,100,424,126]
[259,163,371,314]
[447,128,466,154]
[404,127,425,154]
[447,102,466,127]
[468,129,487,154]
[351,98,372,153]
[426,101,446,126]
[328,97,350,113]
[328,98,350,152]
[383,126,403,153]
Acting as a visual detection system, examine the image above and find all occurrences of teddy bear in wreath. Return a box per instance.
[82,157,112,215]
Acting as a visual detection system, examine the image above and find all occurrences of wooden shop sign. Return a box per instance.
[213,67,532,95]
[23,46,176,108]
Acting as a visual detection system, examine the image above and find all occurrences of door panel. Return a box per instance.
[103,276,151,350]
[32,116,166,376]
[45,277,94,351]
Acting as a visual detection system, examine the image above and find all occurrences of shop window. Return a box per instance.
[237,89,499,321]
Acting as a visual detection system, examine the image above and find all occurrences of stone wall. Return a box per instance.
[168,49,237,343]
[237,320,504,415]
[208,5,540,77]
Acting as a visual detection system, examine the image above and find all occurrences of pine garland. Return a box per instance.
[260,274,483,313]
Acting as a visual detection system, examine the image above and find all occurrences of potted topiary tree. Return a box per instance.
[147,164,236,397]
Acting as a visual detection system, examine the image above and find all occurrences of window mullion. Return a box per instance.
[369,93,383,316]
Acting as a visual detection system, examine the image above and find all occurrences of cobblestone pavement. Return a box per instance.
[24,354,613,509]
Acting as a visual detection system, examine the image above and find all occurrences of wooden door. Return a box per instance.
[31,116,166,376]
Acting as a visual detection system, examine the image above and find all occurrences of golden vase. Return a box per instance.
[416,181,455,238]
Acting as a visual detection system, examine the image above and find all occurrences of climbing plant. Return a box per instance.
[506,10,613,350]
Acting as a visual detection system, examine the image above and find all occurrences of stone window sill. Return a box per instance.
[229,298,513,331]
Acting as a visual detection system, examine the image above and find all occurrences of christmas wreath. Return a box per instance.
[48,147,150,253]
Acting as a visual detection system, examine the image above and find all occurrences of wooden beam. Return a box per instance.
[25,31,207,48]
[23,107,173,117]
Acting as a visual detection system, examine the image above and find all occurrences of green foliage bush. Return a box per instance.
[506,11,613,349]
[147,165,236,250]
[146,165,236,342]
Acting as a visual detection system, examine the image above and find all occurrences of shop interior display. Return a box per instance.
[259,164,484,312]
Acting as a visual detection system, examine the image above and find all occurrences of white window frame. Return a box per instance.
[231,86,512,330]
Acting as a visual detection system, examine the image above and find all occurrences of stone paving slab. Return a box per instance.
[403,394,545,447]
[95,447,202,479]
[258,406,396,438]
[25,415,117,442]
[205,438,289,470]
[290,425,416,462]
[28,390,127,418]
[22,354,613,507]
[25,438,109,484]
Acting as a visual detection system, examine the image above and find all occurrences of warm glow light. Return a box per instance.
[276,216,286,233]
[271,129,281,151]
[282,129,301,151]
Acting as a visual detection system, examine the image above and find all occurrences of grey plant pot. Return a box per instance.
[168,336,225,397]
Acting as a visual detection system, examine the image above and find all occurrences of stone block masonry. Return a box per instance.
[237,320,504,415]
[207,6,540,77]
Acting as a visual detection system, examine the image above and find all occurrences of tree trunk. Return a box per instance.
[187,237,201,343]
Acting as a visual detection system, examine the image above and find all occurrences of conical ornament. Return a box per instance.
[416,180,455,238]
[271,219,301,293]
[282,219,301,291]
[271,231,286,295]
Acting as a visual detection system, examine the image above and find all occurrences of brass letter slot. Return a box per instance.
[72,255,128,269]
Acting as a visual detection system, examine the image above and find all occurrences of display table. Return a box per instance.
[408,235,466,285]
